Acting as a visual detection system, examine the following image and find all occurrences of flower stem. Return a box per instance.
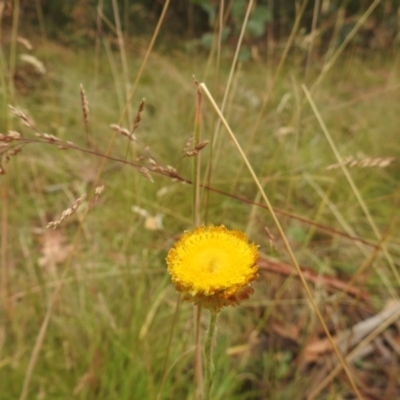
[204,311,218,400]
[193,80,203,399]
[193,80,202,227]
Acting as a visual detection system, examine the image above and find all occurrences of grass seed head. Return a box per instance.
[80,84,90,128]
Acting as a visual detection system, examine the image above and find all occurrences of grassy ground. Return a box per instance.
[1,10,400,400]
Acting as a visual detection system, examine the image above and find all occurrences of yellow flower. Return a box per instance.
[166,225,259,311]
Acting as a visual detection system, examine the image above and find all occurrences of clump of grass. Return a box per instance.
[1,2,400,400]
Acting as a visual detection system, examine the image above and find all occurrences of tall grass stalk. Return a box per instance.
[1,173,9,314]
[2,2,399,398]
[19,225,87,400]
[231,0,309,191]
[204,311,217,400]
[205,0,253,222]
[8,0,20,101]
[200,82,363,400]
[303,85,400,289]
[111,0,131,126]
[311,0,383,91]
[17,4,171,395]
[193,80,204,399]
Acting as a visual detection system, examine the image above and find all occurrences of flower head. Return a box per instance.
[167,225,259,311]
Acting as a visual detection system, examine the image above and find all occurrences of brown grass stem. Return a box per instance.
[9,137,382,251]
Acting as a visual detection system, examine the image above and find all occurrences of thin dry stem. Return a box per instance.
[211,0,253,149]
[1,173,9,313]
[305,0,321,78]
[111,0,131,125]
[92,0,170,210]
[118,0,170,124]
[303,85,400,289]
[311,0,382,91]
[200,82,363,400]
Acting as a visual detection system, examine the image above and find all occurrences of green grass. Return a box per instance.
[1,13,400,400]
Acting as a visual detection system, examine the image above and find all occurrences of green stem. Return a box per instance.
[204,311,218,400]
[193,81,202,227]
[193,81,203,399]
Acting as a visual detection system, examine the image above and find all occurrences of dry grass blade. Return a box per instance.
[303,84,400,289]
[210,0,254,149]
[118,0,171,124]
[200,82,363,400]
[311,0,383,90]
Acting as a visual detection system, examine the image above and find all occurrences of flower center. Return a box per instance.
[207,257,219,273]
